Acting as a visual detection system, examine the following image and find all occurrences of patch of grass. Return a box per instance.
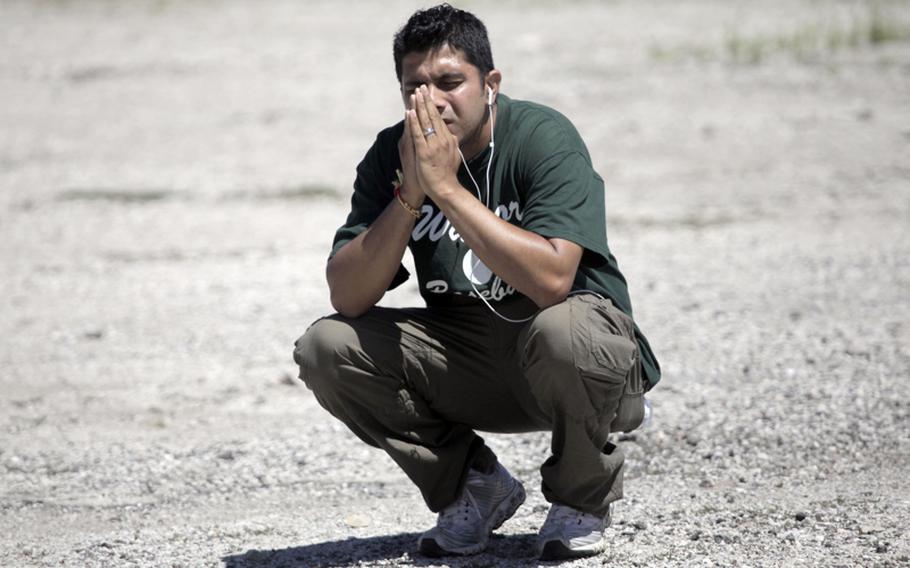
[56,188,175,203]
[66,65,119,84]
[725,31,767,65]
[649,2,910,66]
[102,247,272,264]
[608,214,739,230]
[649,44,714,64]
[222,184,340,201]
[55,184,342,206]
[867,2,910,44]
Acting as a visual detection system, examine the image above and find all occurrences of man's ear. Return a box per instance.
[485,69,502,102]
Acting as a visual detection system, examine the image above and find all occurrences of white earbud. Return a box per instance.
[487,86,495,106]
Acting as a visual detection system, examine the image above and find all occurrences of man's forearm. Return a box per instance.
[405,87,581,308]
[433,183,582,308]
[326,198,420,317]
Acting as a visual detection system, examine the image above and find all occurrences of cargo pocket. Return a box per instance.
[571,295,644,434]
[610,361,644,433]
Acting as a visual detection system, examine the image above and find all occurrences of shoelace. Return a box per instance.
[438,493,476,527]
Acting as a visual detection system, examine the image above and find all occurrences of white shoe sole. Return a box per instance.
[539,538,606,561]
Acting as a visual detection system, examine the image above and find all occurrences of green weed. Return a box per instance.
[221,184,340,201]
[56,188,174,203]
[650,1,910,66]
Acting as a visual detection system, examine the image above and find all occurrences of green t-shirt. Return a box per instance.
[332,94,660,388]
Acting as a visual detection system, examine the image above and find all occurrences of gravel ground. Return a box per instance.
[2,1,909,566]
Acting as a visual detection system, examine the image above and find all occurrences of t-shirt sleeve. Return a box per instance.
[329,127,410,290]
[519,124,610,267]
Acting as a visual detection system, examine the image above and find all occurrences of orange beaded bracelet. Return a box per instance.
[394,187,421,218]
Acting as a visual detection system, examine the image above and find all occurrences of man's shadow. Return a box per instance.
[222,532,543,567]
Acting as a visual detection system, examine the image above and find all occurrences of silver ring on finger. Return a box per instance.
[424,127,436,137]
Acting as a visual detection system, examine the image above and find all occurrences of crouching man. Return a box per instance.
[293,4,660,560]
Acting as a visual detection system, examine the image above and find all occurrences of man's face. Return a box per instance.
[400,44,491,158]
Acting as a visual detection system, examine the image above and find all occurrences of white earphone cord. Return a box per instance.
[458,94,526,322]
[458,92,604,324]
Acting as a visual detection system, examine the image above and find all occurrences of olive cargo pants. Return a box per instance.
[293,294,644,517]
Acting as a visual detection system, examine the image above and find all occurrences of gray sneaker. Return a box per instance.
[537,502,612,560]
[417,462,526,557]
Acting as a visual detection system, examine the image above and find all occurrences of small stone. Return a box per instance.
[795,512,807,522]
[633,520,648,531]
[216,449,236,461]
[875,542,889,553]
[699,478,714,488]
[344,513,370,528]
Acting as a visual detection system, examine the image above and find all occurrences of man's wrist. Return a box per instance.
[427,179,463,203]
[394,186,423,218]
[398,185,425,205]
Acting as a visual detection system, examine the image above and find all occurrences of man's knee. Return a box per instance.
[522,301,575,372]
[293,315,358,392]
[519,301,580,413]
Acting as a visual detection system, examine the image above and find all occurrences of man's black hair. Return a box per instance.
[393,3,494,82]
